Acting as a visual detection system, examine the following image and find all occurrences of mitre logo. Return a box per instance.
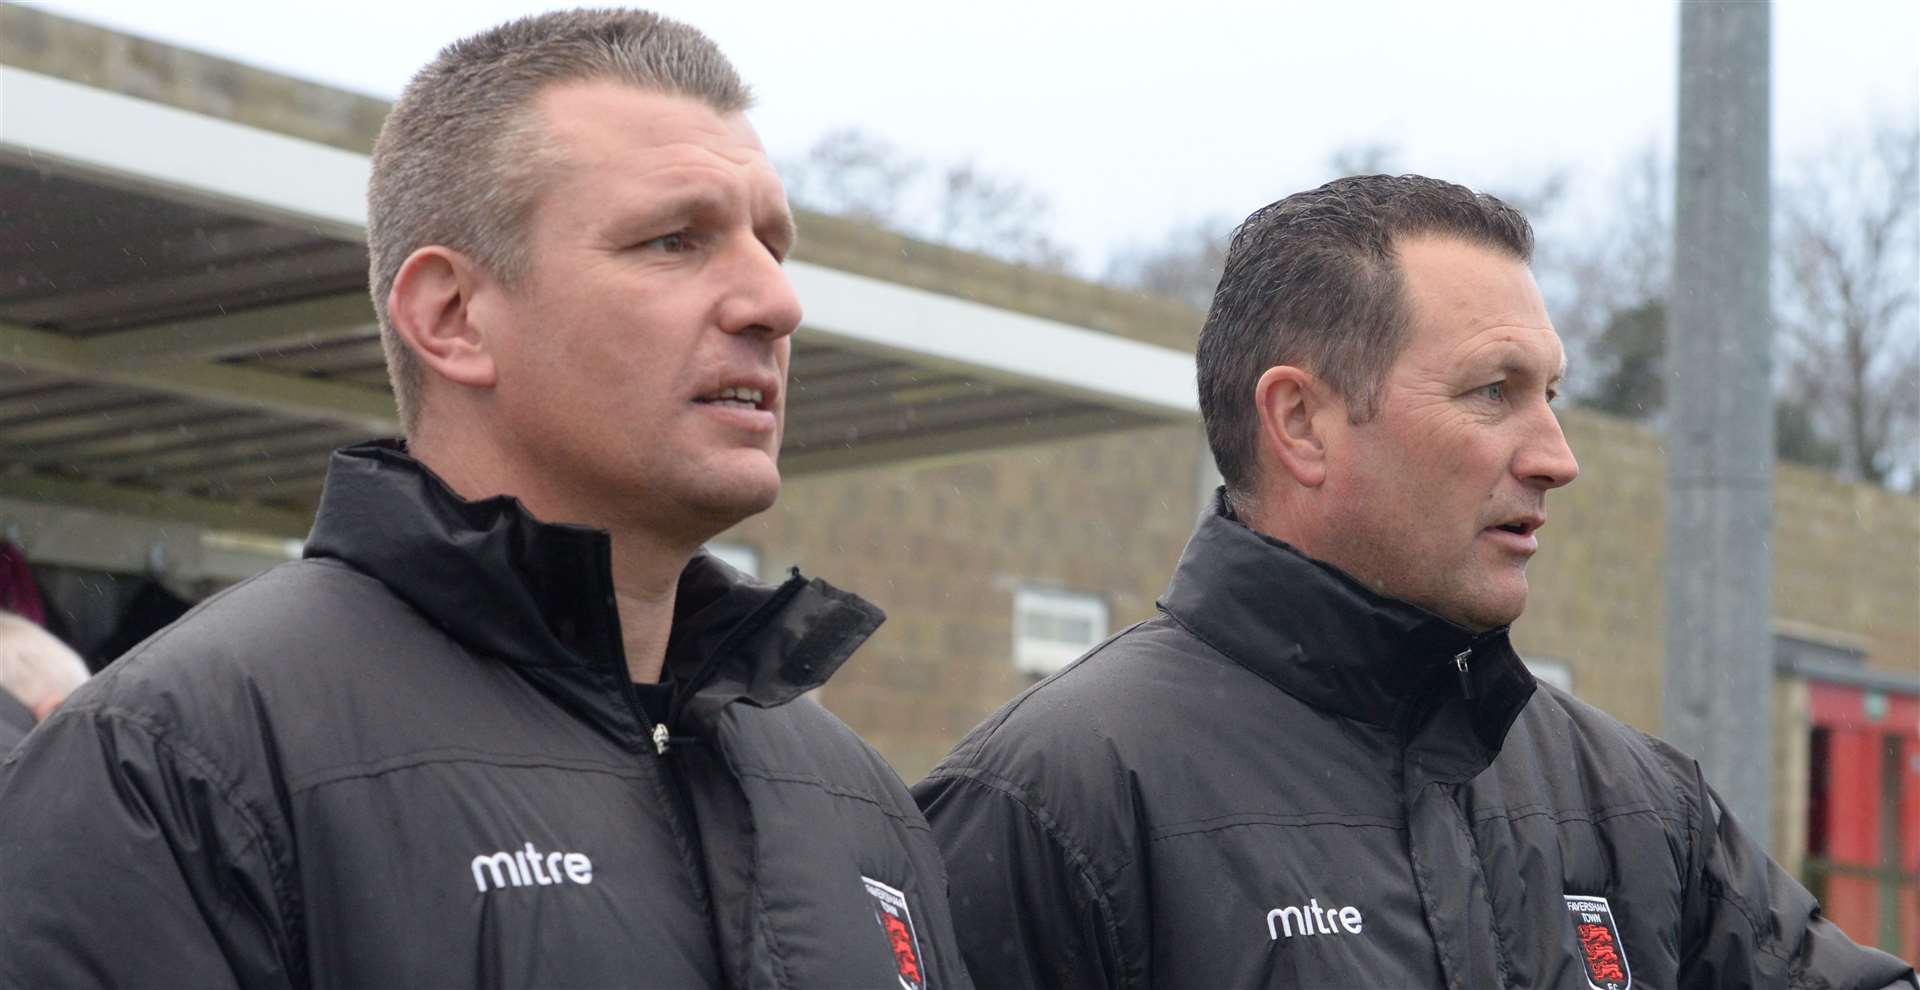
[1564,894,1631,990]
[471,841,594,893]
[1265,897,1365,940]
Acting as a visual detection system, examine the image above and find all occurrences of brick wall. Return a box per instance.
[724,425,1205,781]
[1772,462,1920,672]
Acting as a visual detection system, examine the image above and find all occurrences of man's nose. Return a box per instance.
[718,236,802,340]
[1519,405,1580,490]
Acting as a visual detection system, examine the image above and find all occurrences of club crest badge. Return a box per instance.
[863,876,926,990]
[1564,894,1631,990]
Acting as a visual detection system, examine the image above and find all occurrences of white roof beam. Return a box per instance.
[0,66,369,238]
[789,262,1197,420]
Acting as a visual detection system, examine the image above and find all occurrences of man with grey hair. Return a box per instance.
[0,611,87,749]
[917,175,1913,988]
[0,11,969,988]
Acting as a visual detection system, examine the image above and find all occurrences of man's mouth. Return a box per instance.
[695,386,768,411]
[1488,514,1544,537]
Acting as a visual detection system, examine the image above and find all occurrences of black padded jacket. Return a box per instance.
[0,442,968,990]
[916,496,1913,989]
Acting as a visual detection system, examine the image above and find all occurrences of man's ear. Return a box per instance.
[1253,365,1335,489]
[387,246,499,390]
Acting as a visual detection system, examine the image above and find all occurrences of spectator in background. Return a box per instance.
[0,611,88,748]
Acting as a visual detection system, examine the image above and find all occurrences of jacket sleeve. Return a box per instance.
[1676,763,1916,990]
[0,704,298,989]
[914,768,1134,990]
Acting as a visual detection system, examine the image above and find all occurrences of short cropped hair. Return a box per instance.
[0,611,87,712]
[1196,174,1534,498]
[368,8,752,432]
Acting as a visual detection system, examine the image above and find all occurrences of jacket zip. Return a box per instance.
[1451,626,1512,702]
[1453,649,1475,700]
[639,569,806,990]
[654,572,809,753]
[591,542,715,911]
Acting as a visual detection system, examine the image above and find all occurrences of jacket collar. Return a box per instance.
[1159,490,1534,770]
[302,441,884,747]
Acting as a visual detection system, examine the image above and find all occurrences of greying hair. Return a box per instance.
[0,611,87,712]
[367,8,753,433]
[1196,174,1535,499]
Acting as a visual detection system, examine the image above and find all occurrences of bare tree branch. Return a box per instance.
[1775,113,1919,484]
[779,127,1075,273]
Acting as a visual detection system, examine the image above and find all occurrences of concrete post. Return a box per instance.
[1664,0,1775,848]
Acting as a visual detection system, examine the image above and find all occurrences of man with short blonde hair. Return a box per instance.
[365,9,752,431]
[0,11,970,988]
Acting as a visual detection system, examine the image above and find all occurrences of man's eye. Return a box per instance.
[640,231,694,252]
[1480,382,1506,402]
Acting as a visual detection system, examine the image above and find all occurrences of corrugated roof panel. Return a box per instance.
[0,161,366,335]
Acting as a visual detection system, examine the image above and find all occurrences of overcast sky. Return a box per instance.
[37,0,1920,273]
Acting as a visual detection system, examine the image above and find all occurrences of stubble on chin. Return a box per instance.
[1353,541,1529,632]
[1443,565,1531,632]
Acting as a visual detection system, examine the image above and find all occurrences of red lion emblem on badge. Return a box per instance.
[1565,894,1630,990]
[1577,922,1627,984]
[863,875,927,990]
[880,910,924,986]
